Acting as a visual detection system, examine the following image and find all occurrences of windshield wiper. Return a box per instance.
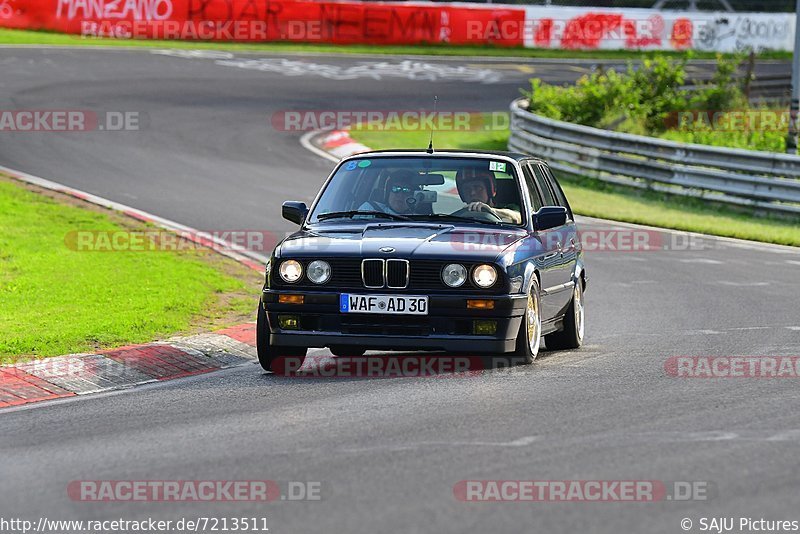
[317,210,412,222]
[408,214,503,225]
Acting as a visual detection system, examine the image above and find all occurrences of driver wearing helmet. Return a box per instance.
[455,167,521,224]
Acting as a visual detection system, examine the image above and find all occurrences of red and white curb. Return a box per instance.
[0,323,258,409]
[300,129,368,162]
[0,164,273,410]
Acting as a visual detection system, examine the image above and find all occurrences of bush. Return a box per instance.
[523,53,783,152]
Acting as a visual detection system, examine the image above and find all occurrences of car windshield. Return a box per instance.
[308,156,525,226]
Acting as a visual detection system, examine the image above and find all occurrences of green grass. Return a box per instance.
[351,118,510,152]
[558,177,800,247]
[659,125,786,153]
[0,28,790,60]
[348,120,800,247]
[0,177,260,362]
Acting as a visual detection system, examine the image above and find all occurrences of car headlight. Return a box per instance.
[442,263,467,288]
[307,260,331,284]
[472,264,497,288]
[279,260,303,283]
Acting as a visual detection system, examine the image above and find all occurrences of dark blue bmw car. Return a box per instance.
[257,150,586,371]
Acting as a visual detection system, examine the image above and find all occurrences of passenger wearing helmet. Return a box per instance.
[359,170,421,215]
[455,167,521,224]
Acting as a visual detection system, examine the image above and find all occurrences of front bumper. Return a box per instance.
[262,290,527,353]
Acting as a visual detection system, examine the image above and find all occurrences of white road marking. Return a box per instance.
[685,330,724,335]
[684,431,739,441]
[152,49,235,60]
[338,436,541,454]
[766,430,800,441]
[286,429,800,457]
[717,281,771,287]
[215,57,504,83]
[679,258,723,264]
[502,436,541,447]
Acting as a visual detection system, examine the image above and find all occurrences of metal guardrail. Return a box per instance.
[508,98,800,215]
[681,74,792,104]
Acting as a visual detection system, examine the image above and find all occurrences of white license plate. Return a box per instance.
[340,294,428,315]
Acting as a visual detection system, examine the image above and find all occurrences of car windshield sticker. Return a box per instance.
[489,161,506,172]
[358,160,371,168]
[344,161,358,171]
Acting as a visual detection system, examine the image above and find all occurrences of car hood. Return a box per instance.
[277,223,527,262]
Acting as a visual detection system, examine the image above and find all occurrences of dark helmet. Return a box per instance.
[455,166,497,202]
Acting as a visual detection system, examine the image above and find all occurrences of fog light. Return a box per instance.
[278,315,300,330]
[467,299,495,310]
[278,294,305,304]
[473,320,497,335]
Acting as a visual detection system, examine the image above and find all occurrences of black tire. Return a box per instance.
[329,346,367,357]
[545,278,585,351]
[256,302,307,372]
[481,278,541,370]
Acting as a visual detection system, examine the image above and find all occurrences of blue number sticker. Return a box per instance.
[344,161,358,171]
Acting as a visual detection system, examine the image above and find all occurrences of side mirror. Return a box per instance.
[282,201,308,225]
[533,206,567,231]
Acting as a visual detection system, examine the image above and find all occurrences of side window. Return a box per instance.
[520,162,543,212]
[541,164,574,220]
[531,164,557,206]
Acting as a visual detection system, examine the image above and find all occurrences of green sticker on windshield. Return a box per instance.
[489,161,506,172]
[358,160,371,168]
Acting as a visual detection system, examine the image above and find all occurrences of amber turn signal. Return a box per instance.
[467,299,495,310]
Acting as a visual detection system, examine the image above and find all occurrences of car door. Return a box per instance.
[541,163,580,291]
[531,162,575,318]
[520,161,562,320]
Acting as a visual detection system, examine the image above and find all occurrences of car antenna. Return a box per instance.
[426,95,437,154]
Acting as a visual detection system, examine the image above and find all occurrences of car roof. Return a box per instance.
[345,149,545,164]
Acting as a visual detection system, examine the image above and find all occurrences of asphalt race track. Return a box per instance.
[1,47,800,534]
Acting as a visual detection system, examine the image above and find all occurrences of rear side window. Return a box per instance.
[530,164,557,206]
[540,164,574,220]
[520,163,543,212]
